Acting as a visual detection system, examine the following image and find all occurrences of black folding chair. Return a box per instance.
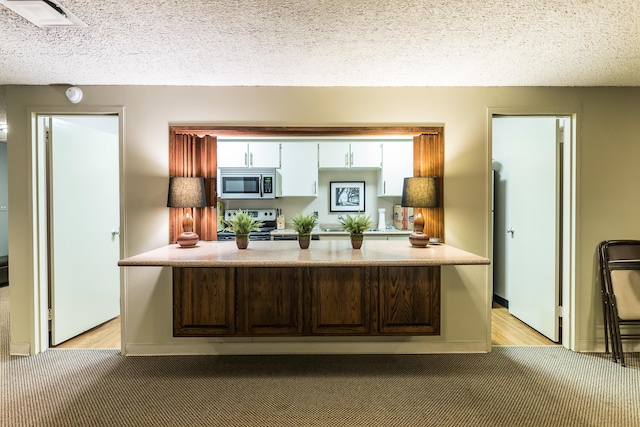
[598,240,640,366]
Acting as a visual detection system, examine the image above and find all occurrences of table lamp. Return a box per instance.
[401,176,439,248]
[167,177,207,247]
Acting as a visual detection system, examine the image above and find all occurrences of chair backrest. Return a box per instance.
[599,240,640,321]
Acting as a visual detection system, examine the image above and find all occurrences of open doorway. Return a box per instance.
[491,115,574,345]
[0,141,7,288]
[34,113,123,351]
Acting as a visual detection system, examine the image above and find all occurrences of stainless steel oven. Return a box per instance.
[218,168,276,200]
[272,235,320,241]
[217,208,277,241]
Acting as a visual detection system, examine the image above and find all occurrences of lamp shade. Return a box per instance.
[167,177,207,208]
[401,177,439,208]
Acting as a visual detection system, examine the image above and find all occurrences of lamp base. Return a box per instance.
[408,231,430,248]
[177,232,199,247]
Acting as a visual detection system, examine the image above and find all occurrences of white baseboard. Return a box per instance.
[124,340,488,356]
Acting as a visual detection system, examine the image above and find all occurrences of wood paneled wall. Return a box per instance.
[414,133,445,242]
[168,133,218,243]
[170,126,444,243]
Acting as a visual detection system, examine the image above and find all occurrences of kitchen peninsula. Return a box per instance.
[119,240,490,354]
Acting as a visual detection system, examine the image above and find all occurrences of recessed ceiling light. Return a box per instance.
[0,0,86,27]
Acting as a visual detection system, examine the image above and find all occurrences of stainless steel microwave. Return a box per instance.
[217,168,276,199]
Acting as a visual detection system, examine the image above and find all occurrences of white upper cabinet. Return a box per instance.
[217,141,248,168]
[349,141,382,168]
[215,137,412,198]
[277,142,318,197]
[378,140,414,197]
[217,141,280,168]
[250,142,281,168]
[318,141,350,168]
[318,141,381,169]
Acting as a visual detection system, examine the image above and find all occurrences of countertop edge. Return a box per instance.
[118,259,490,267]
[118,241,490,268]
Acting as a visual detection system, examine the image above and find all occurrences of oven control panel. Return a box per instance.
[224,208,277,222]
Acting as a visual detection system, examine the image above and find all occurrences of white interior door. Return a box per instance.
[493,116,560,342]
[49,115,120,345]
[0,142,7,257]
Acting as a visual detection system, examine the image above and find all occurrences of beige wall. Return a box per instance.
[7,85,640,354]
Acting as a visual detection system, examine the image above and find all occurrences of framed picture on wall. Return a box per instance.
[330,181,365,212]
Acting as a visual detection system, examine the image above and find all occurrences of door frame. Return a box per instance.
[28,106,125,354]
[487,108,579,351]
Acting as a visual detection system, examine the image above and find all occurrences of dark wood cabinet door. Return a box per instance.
[173,265,440,338]
[238,267,303,335]
[310,267,371,334]
[378,266,440,334]
[173,267,235,336]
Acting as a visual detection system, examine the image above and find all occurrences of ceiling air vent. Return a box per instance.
[0,0,86,27]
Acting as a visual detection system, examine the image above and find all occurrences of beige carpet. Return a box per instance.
[1,286,639,427]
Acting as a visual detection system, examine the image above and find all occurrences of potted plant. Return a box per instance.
[291,213,318,249]
[338,212,373,249]
[223,209,264,249]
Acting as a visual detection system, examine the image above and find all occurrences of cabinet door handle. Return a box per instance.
[313,181,317,195]
[344,153,348,167]
[111,229,120,237]
[250,152,253,167]
[244,152,248,167]
[350,152,354,166]
[383,181,386,194]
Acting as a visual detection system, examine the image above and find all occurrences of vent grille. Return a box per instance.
[0,0,86,27]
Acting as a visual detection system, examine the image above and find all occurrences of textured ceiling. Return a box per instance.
[0,0,639,89]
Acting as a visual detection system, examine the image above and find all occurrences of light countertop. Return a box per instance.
[118,240,490,268]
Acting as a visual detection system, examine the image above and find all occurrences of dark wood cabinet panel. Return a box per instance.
[378,266,440,334]
[173,267,235,336]
[310,267,371,334]
[173,265,440,337]
[237,267,303,335]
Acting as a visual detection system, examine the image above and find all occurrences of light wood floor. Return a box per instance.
[52,316,121,349]
[491,304,557,346]
[52,304,557,349]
